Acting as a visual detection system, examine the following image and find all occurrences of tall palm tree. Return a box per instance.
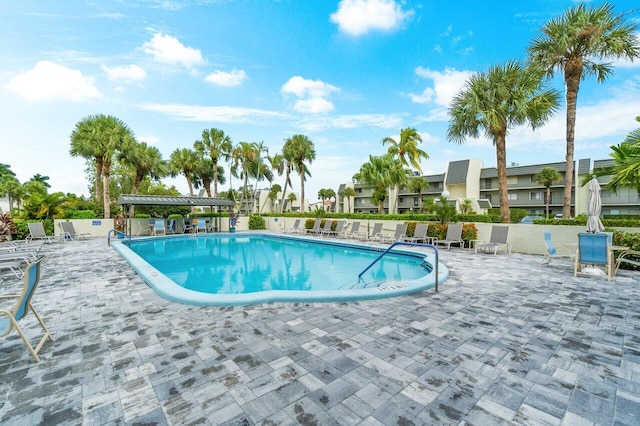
[528,3,640,218]
[283,134,316,212]
[231,141,258,213]
[29,174,51,189]
[407,176,429,212]
[0,175,22,213]
[278,153,294,213]
[448,61,559,223]
[341,186,356,213]
[168,148,199,196]
[382,128,429,173]
[534,166,562,218]
[118,141,167,195]
[354,155,408,213]
[594,117,640,194]
[194,128,233,197]
[69,114,134,218]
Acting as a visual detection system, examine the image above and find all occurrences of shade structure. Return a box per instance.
[586,176,604,233]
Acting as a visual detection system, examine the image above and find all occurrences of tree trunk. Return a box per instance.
[299,166,305,213]
[563,60,582,218]
[102,162,111,219]
[495,133,511,223]
[279,171,290,213]
[213,161,219,197]
[95,157,104,206]
[546,186,551,218]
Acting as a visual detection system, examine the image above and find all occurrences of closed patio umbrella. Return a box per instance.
[586,176,604,233]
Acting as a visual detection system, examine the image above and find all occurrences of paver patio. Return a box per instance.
[0,235,638,425]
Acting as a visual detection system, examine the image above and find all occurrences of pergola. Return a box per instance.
[117,194,235,235]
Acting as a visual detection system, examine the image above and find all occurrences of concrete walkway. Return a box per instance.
[0,236,638,425]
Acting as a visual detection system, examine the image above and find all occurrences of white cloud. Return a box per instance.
[412,67,472,107]
[6,60,101,102]
[137,103,291,124]
[141,33,204,68]
[102,64,147,81]
[281,76,339,114]
[204,69,247,87]
[298,113,403,131]
[137,134,160,145]
[330,0,412,37]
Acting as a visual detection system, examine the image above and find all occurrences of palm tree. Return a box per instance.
[283,134,316,212]
[29,174,51,189]
[341,186,356,213]
[231,142,258,213]
[278,154,294,213]
[354,155,408,213]
[534,166,562,218]
[593,117,640,194]
[69,114,134,218]
[528,3,640,218]
[168,148,199,196]
[407,176,428,212]
[448,61,559,223]
[0,175,22,213]
[266,153,286,212]
[194,128,233,197]
[287,193,297,212]
[382,128,429,173]
[118,141,167,195]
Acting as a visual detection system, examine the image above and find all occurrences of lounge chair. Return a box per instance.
[380,223,407,243]
[153,220,166,236]
[368,223,384,241]
[540,230,575,265]
[26,222,56,244]
[614,249,640,277]
[345,221,365,239]
[59,221,90,241]
[182,219,194,234]
[574,232,611,281]
[475,225,511,255]
[0,255,53,362]
[317,220,333,236]
[196,218,208,233]
[325,220,346,237]
[305,219,322,235]
[284,219,302,234]
[434,223,464,250]
[166,219,176,234]
[401,223,431,244]
[0,260,24,279]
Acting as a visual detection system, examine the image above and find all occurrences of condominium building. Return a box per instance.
[339,158,639,217]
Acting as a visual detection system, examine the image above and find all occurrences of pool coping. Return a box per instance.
[111,231,449,306]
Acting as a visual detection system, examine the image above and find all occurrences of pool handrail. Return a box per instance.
[358,241,440,291]
[107,229,130,246]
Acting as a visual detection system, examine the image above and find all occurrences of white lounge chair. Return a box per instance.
[59,222,90,241]
[540,230,575,265]
[284,219,302,234]
[434,223,464,250]
[401,223,431,244]
[369,223,384,241]
[379,223,407,243]
[325,220,346,237]
[475,225,511,255]
[26,223,56,244]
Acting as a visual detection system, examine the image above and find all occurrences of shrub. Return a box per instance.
[66,209,96,219]
[248,215,266,230]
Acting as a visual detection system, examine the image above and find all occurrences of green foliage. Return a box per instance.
[168,213,184,219]
[613,230,640,271]
[10,219,54,240]
[248,215,266,230]
[426,223,477,245]
[134,213,151,218]
[434,196,456,224]
[66,210,96,219]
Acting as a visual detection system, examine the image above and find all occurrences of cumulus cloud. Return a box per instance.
[297,113,403,131]
[204,69,248,87]
[142,33,204,68]
[330,0,412,37]
[6,60,101,102]
[138,103,291,124]
[102,64,147,81]
[281,76,339,113]
[411,67,472,107]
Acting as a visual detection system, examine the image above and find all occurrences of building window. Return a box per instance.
[507,176,517,185]
[483,178,492,189]
[529,192,542,200]
[508,193,517,201]
[413,197,419,206]
[356,188,362,193]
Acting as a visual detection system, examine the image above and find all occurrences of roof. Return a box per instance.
[117,194,235,207]
[477,199,492,208]
[446,160,470,185]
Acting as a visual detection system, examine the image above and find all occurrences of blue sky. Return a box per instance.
[1,0,639,203]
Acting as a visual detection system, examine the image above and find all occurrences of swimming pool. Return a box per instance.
[112,233,448,306]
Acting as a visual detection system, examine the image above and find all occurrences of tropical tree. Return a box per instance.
[231,141,258,213]
[593,116,640,194]
[354,154,408,213]
[534,166,563,218]
[69,114,135,218]
[407,176,428,212]
[263,183,282,213]
[278,154,294,213]
[194,128,233,197]
[28,174,50,189]
[317,188,336,211]
[287,192,297,212]
[459,198,474,215]
[168,148,199,196]
[283,134,316,212]
[447,61,559,223]
[0,175,22,213]
[341,186,356,213]
[528,3,640,217]
[118,141,167,196]
[266,153,288,212]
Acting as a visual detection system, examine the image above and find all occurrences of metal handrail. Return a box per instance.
[358,241,441,291]
[107,229,130,246]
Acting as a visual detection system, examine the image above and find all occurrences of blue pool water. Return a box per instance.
[112,233,448,306]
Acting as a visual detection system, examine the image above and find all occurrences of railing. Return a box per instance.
[107,229,129,246]
[358,241,441,291]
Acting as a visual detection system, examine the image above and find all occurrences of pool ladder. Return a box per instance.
[358,241,441,292]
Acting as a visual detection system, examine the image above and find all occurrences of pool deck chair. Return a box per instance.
[0,255,53,362]
[541,230,575,265]
[317,220,333,236]
[401,223,431,244]
[166,219,176,235]
[379,223,407,243]
[434,223,464,250]
[284,219,302,234]
[27,222,56,244]
[346,221,366,240]
[153,220,166,236]
[196,218,208,234]
[614,249,640,277]
[475,225,511,255]
[325,220,346,237]
[59,222,90,241]
[305,219,322,235]
[574,232,611,281]
[368,223,384,241]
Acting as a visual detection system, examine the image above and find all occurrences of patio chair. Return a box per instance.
[434,223,464,250]
[284,219,302,234]
[325,220,346,237]
[305,218,322,235]
[196,218,208,233]
[153,220,166,236]
[369,223,384,241]
[345,221,366,240]
[59,221,90,241]
[26,222,56,244]
[134,219,151,236]
[166,219,176,235]
[317,220,333,236]
[475,225,511,255]
[574,232,611,281]
[0,260,24,279]
[614,249,640,277]
[182,218,194,234]
[401,223,432,244]
[380,223,407,243]
[0,255,53,362]
[540,230,575,265]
